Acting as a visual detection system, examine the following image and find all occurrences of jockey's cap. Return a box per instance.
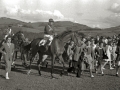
[49,19,54,22]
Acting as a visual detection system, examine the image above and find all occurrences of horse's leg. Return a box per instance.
[21,49,28,67]
[37,53,43,76]
[59,55,65,76]
[23,52,28,67]
[76,60,82,78]
[27,57,33,75]
[20,49,23,60]
[27,50,37,75]
[21,51,25,66]
[10,51,16,68]
[41,55,48,68]
[15,51,17,59]
[0,53,2,68]
[51,54,55,79]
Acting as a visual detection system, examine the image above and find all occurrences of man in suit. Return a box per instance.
[95,42,105,75]
[0,36,14,79]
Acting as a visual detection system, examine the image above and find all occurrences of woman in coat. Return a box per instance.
[95,42,106,75]
[84,40,94,77]
[102,41,114,69]
[0,36,14,79]
[67,41,74,67]
[115,40,120,77]
[72,39,82,76]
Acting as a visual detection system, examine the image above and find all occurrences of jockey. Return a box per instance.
[39,19,55,46]
[4,25,14,40]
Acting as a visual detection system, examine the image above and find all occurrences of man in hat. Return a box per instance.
[39,19,55,46]
[38,19,56,65]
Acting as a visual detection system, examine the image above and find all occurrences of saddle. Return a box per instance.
[39,39,51,51]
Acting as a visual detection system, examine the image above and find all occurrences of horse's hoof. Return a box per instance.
[39,73,41,76]
[102,74,104,76]
[38,72,41,76]
[27,70,31,75]
[0,65,2,69]
[67,73,69,76]
[27,72,30,75]
[46,62,48,68]
[76,75,81,78]
[51,77,55,79]
[60,72,64,76]
[14,65,16,69]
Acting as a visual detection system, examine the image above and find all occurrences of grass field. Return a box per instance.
[0,56,120,90]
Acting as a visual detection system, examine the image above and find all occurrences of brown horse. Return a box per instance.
[12,31,25,57]
[27,31,81,78]
[12,31,31,67]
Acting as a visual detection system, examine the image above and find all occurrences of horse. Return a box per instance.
[0,39,5,68]
[20,40,31,67]
[12,31,31,67]
[27,31,81,78]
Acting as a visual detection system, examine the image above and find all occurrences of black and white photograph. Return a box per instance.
[0,0,120,90]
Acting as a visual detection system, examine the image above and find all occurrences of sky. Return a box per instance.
[0,0,120,28]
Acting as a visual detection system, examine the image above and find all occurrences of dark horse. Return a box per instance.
[0,39,5,68]
[27,31,81,78]
[12,31,30,66]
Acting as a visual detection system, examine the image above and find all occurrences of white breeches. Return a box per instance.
[44,34,53,41]
[4,35,8,40]
[39,35,53,46]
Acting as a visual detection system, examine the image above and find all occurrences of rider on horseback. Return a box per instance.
[39,19,55,47]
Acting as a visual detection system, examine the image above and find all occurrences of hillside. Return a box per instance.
[0,17,119,38]
[0,17,94,33]
[104,25,120,32]
[30,21,94,34]
[0,17,24,25]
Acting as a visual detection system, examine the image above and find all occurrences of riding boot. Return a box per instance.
[44,40,51,51]
[0,62,2,68]
[69,60,72,67]
[44,45,49,52]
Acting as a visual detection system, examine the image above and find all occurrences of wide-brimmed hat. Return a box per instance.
[49,19,54,22]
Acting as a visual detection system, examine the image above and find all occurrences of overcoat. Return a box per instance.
[0,43,14,72]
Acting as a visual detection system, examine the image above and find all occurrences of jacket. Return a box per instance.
[44,24,55,35]
[0,43,14,61]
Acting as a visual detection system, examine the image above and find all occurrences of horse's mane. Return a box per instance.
[14,31,21,37]
[56,30,73,39]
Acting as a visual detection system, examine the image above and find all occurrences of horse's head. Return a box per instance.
[17,31,25,41]
[56,30,83,47]
[71,31,83,46]
[12,31,25,47]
